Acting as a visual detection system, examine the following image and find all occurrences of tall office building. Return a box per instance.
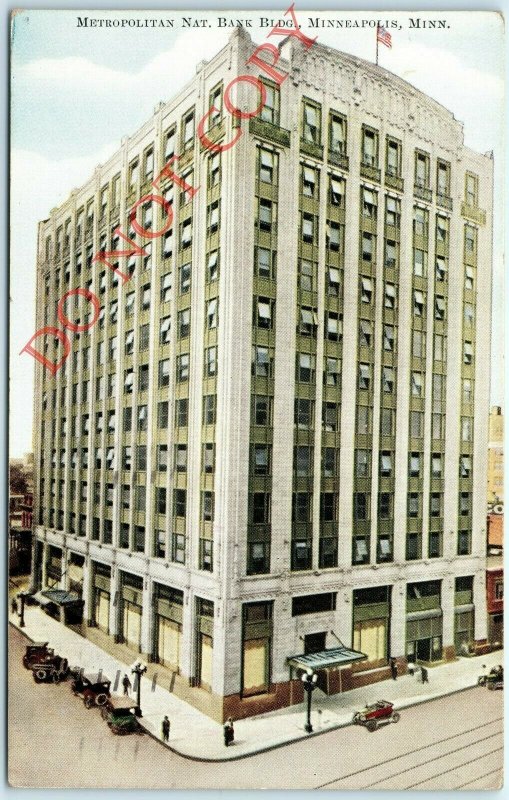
[31,30,493,721]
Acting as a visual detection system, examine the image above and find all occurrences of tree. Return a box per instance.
[9,464,28,495]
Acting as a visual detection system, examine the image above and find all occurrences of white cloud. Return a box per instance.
[18,27,230,104]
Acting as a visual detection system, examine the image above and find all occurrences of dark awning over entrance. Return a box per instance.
[287,646,367,671]
[35,589,84,607]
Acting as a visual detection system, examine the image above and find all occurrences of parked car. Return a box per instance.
[478,665,504,690]
[353,700,400,732]
[101,699,143,735]
[22,642,52,669]
[31,654,69,684]
[71,672,112,708]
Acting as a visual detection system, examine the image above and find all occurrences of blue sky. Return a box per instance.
[10,9,505,457]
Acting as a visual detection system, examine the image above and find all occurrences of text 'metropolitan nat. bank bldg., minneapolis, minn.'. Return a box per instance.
[29,25,493,722]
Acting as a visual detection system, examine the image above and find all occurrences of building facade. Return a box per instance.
[487,405,503,504]
[31,30,493,721]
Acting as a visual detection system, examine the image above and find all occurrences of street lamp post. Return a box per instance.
[18,592,27,628]
[301,669,318,733]
[131,660,147,718]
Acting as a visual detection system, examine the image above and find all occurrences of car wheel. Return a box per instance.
[96,693,108,706]
[392,712,400,723]
[84,696,94,708]
[487,682,495,691]
[52,672,61,684]
[366,720,377,732]
[478,676,486,686]
[34,669,47,683]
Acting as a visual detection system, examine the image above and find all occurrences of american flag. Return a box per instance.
[377,25,392,49]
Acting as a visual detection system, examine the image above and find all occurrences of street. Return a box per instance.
[8,625,503,790]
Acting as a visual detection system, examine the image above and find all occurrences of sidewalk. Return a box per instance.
[10,606,503,762]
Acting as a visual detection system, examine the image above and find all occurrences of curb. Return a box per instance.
[9,620,498,764]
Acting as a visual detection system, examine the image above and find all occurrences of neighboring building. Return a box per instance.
[486,556,503,648]
[9,492,33,575]
[487,509,503,555]
[30,31,493,721]
[487,405,503,504]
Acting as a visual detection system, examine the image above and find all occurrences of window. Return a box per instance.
[299,259,315,292]
[302,165,317,197]
[357,405,371,435]
[160,315,171,344]
[203,443,214,473]
[413,207,427,236]
[164,126,176,160]
[382,366,394,393]
[464,265,474,291]
[260,81,279,124]
[353,536,369,564]
[209,83,223,126]
[159,358,170,387]
[174,489,186,518]
[356,449,370,477]
[415,151,429,187]
[465,225,476,253]
[157,401,169,429]
[362,188,377,218]
[408,493,420,518]
[359,318,372,348]
[299,306,317,336]
[362,127,377,166]
[254,444,271,475]
[386,138,400,176]
[411,372,423,397]
[409,452,421,478]
[436,216,448,243]
[322,401,338,432]
[178,308,190,338]
[251,492,271,524]
[302,214,315,243]
[302,101,320,144]
[329,113,346,153]
[326,312,342,342]
[172,533,185,564]
[330,176,344,206]
[460,455,472,478]
[137,405,148,431]
[379,493,392,520]
[137,445,147,471]
[296,352,315,383]
[359,363,371,391]
[385,240,397,267]
[380,452,392,477]
[328,267,340,296]
[460,492,471,516]
[176,398,188,427]
[327,221,341,251]
[325,357,340,387]
[360,276,373,303]
[463,342,473,365]
[175,444,187,472]
[205,346,217,377]
[253,346,272,378]
[124,369,134,393]
[258,198,273,231]
[256,247,274,280]
[208,153,220,187]
[437,160,449,195]
[259,149,276,183]
[295,397,313,428]
[256,298,273,329]
[362,233,373,261]
[465,173,478,206]
[181,219,192,248]
[435,297,446,321]
[207,250,219,282]
[414,249,426,277]
[431,453,442,478]
[386,197,400,227]
[380,408,394,436]
[410,410,423,438]
[141,284,151,310]
[430,493,442,518]
[384,282,396,309]
[322,447,336,477]
[183,109,194,150]
[176,354,189,382]
[383,324,395,352]
[157,445,168,472]
[413,290,425,317]
[252,396,270,426]
[294,446,311,476]
[464,303,474,327]
[354,493,369,520]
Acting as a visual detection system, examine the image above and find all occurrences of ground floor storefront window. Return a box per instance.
[119,572,143,652]
[196,598,214,691]
[352,586,390,667]
[154,584,183,671]
[242,601,273,696]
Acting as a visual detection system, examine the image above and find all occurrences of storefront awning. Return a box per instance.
[287,646,367,671]
[36,589,84,607]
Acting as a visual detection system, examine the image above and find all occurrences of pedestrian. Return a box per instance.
[11,597,18,615]
[390,657,398,681]
[421,666,429,684]
[161,715,170,743]
[122,673,131,696]
[223,717,234,747]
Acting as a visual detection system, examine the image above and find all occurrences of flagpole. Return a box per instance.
[375,25,379,66]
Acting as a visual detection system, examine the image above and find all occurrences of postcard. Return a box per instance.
[9,6,504,790]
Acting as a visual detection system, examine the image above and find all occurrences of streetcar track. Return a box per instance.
[455,766,503,790]
[314,716,503,789]
[363,729,502,789]
[403,746,504,790]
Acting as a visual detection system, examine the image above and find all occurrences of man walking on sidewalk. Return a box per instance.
[122,673,131,696]
[161,715,170,743]
[390,658,398,680]
[421,666,429,684]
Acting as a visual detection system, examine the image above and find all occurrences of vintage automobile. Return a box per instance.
[101,698,144,735]
[31,653,69,684]
[71,672,112,708]
[352,700,401,732]
[477,665,504,690]
[22,642,52,669]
